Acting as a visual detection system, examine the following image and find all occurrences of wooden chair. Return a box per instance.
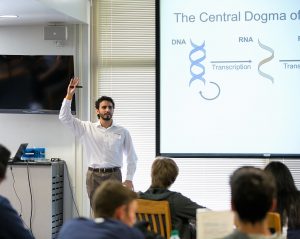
[136,199,172,239]
[267,212,281,234]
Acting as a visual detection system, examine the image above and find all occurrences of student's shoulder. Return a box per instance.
[223,231,285,239]
[63,217,92,227]
[0,195,13,209]
[105,219,144,238]
[222,230,249,239]
[0,195,9,204]
[127,226,145,238]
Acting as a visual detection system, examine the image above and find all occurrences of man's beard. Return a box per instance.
[99,113,112,121]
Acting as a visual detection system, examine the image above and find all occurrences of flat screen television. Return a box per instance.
[0,55,75,114]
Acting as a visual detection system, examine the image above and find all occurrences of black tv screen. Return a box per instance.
[0,55,75,114]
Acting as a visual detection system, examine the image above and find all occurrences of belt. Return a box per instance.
[88,167,120,173]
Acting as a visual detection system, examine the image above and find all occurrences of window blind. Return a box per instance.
[92,0,300,210]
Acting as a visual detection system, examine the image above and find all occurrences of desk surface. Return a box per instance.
[8,160,63,166]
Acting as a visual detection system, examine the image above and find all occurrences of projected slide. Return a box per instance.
[159,0,300,156]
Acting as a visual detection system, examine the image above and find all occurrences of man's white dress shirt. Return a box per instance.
[59,98,137,180]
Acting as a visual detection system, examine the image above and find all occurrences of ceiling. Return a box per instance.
[0,0,82,26]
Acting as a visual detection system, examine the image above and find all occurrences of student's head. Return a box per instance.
[92,180,138,226]
[265,161,297,194]
[0,144,11,180]
[230,166,276,224]
[151,157,179,188]
[95,96,115,120]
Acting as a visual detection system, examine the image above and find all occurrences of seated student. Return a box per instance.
[0,144,34,239]
[58,180,144,239]
[265,161,300,239]
[139,157,206,239]
[223,166,284,239]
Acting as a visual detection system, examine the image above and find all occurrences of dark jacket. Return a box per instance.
[58,217,144,239]
[222,229,284,239]
[287,229,300,239]
[139,187,205,239]
[0,195,34,239]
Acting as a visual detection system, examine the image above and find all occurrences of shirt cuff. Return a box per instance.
[126,174,134,181]
[63,98,72,105]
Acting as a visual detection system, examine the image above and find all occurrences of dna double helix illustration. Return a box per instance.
[189,40,221,100]
[189,38,275,101]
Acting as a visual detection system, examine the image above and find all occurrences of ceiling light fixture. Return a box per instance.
[0,15,19,18]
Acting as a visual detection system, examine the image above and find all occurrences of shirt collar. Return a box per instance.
[96,120,116,128]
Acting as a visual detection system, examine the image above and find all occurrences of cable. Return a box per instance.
[10,166,23,217]
[63,161,80,216]
[10,165,34,238]
[26,161,33,231]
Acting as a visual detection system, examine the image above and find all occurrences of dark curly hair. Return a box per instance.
[95,96,115,109]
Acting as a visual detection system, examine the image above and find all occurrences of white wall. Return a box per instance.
[38,0,89,24]
[0,25,89,220]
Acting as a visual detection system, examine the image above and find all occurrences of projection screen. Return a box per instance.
[157,0,300,157]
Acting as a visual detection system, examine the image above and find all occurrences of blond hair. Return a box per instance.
[151,157,179,188]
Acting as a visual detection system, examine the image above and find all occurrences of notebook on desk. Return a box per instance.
[10,143,28,162]
[196,209,234,239]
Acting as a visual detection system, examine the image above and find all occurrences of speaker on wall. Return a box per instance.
[44,26,68,41]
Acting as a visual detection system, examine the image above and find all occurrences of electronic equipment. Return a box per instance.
[44,25,68,41]
[0,55,75,114]
[11,143,28,162]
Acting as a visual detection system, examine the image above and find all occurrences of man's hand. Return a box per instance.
[66,77,79,100]
[123,180,134,191]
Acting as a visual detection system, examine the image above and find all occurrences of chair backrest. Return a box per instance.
[267,212,281,234]
[136,199,172,239]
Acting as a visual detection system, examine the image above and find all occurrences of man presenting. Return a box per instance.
[59,77,138,205]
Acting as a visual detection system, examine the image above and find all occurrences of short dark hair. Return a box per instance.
[92,180,137,218]
[95,96,115,109]
[151,157,179,188]
[0,144,11,179]
[230,166,276,224]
